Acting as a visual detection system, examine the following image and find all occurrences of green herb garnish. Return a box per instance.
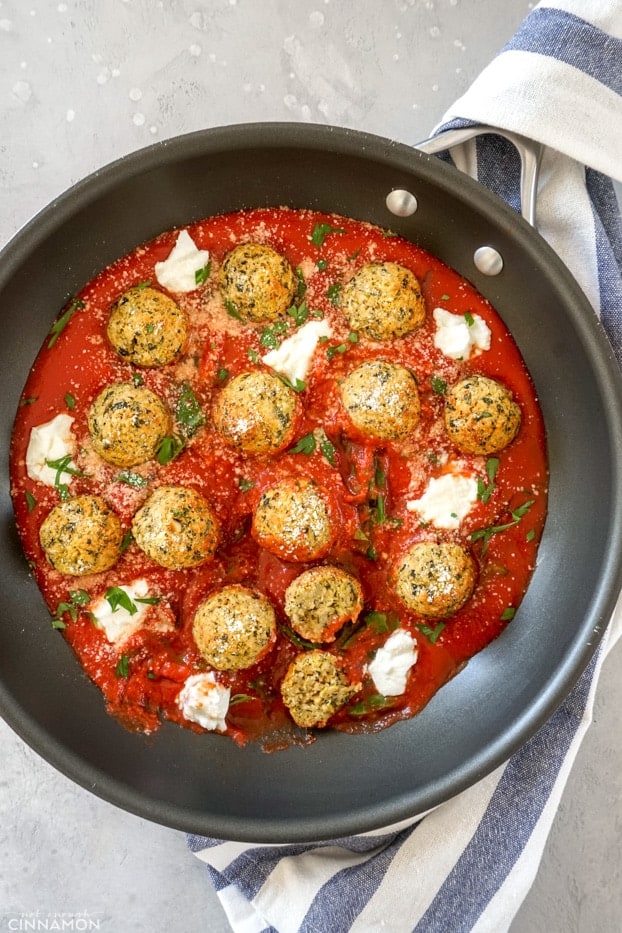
[311,222,345,248]
[287,300,310,327]
[47,298,85,348]
[25,490,37,512]
[290,432,316,455]
[238,477,255,492]
[416,621,445,644]
[176,383,205,437]
[64,392,76,410]
[224,299,244,321]
[430,375,447,395]
[500,607,516,621]
[326,282,342,306]
[115,654,130,679]
[195,260,212,286]
[470,498,535,555]
[157,435,185,465]
[477,458,500,505]
[117,471,149,488]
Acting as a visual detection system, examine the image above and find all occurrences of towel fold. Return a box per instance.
[188,3,622,930]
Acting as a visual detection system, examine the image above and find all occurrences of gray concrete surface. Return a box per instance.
[1,2,621,931]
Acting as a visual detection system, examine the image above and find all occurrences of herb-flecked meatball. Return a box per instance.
[132,485,219,569]
[341,262,426,340]
[252,477,335,562]
[192,585,277,671]
[394,541,477,619]
[88,382,172,468]
[219,243,297,323]
[107,285,188,367]
[281,650,360,728]
[212,371,298,456]
[444,374,521,455]
[284,565,364,642]
[39,494,123,576]
[340,360,420,441]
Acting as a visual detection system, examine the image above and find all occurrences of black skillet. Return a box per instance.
[1,123,621,843]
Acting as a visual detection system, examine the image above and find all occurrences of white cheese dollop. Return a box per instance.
[154,229,210,293]
[433,306,491,360]
[26,413,76,486]
[368,629,418,696]
[177,673,230,732]
[406,472,478,530]
[262,319,332,385]
[91,579,151,644]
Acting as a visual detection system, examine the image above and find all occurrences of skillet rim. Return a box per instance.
[1,121,622,842]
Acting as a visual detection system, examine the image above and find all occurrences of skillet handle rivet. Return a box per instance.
[473,246,504,276]
[386,189,418,217]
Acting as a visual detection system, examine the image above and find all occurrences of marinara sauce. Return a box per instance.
[10,207,548,749]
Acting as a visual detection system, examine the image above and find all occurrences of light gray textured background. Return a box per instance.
[1,2,621,931]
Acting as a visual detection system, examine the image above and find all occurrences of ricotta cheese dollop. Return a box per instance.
[177,673,230,732]
[154,229,210,293]
[433,306,491,360]
[26,413,76,486]
[262,319,332,385]
[368,629,418,696]
[406,471,478,530]
[90,579,152,644]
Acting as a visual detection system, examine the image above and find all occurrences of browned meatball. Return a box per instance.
[280,650,360,727]
[212,371,298,456]
[340,360,420,441]
[219,243,297,323]
[284,565,363,642]
[107,285,188,367]
[193,585,277,671]
[341,261,426,340]
[88,382,172,468]
[39,494,123,576]
[252,477,335,561]
[394,541,477,619]
[444,374,521,455]
[132,485,219,569]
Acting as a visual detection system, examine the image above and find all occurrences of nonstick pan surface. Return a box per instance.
[1,123,621,842]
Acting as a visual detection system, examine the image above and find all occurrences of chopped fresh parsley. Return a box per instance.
[290,432,316,455]
[25,490,37,512]
[117,471,149,488]
[317,258,328,271]
[464,311,475,326]
[47,298,85,348]
[470,498,535,555]
[477,458,500,505]
[276,373,306,393]
[105,586,139,615]
[349,694,395,716]
[326,342,348,360]
[294,265,307,299]
[416,621,445,644]
[287,300,310,327]
[45,454,86,500]
[500,607,516,621]
[51,589,91,629]
[311,222,345,248]
[115,654,130,679]
[238,477,255,492]
[260,320,288,350]
[157,435,185,465]
[430,375,447,395]
[319,433,337,467]
[224,299,243,321]
[229,693,257,706]
[194,260,212,285]
[326,282,342,306]
[216,367,229,382]
[175,383,205,437]
[64,392,76,410]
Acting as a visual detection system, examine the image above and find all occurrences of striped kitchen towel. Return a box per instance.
[187,2,622,930]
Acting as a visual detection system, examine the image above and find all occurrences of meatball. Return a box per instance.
[107,285,188,367]
[281,650,359,728]
[341,261,426,340]
[219,243,297,323]
[252,477,334,561]
[39,494,123,576]
[212,371,298,456]
[192,585,277,671]
[132,485,219,569]
[394,541,477,619]
[339,360,420,441]
[88,382,172,468]
[284,565,364,643]
[444,374,521,455]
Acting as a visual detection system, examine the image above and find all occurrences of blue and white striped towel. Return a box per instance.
[188,3,622,930]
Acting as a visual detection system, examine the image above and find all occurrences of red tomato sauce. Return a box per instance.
[10,207,548,749]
